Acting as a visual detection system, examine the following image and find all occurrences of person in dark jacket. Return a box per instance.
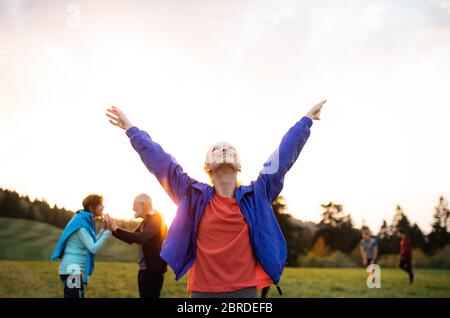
[106,194,167,298]
[396,228,414,284]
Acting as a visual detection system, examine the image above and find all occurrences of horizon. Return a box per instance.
[0,186,445,234]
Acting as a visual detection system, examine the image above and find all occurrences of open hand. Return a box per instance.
[102,215,110,230]
[106,106,133,130]
[306,99,327,120]
[105,214,119,232]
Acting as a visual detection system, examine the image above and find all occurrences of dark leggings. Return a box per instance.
[60,274,84,298]
[399,258,414,282]
[138,269,164,298]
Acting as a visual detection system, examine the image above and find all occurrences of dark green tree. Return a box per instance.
[427,196,450,253]
[314,202,360,253]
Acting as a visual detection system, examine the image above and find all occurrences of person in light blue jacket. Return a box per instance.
[51,194,111,298]
[106,99,326,297]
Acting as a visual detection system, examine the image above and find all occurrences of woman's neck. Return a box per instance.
[214,179,236,198]
[211,164,238,198]
[212,169,237,198]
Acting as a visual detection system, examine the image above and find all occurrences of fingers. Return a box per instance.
[318,99,327,106]
[106,113,117,120]
[110,105,123,115]
[107,108,118,115]
[315,99,327,108]
[109,119,120,127]
[107,107,122,119]
[106,113,119,122]
[106,112,122,127]
[312,99,326,120]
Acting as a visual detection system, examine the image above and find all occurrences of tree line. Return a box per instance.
[0,188,448,266]
[0,188,139,230]
[272,196,449,266]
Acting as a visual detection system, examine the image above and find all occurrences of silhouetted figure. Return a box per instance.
[106,194,167,298]
[397,229,414,283]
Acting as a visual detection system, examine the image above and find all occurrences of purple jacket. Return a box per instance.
[125,116,313,284]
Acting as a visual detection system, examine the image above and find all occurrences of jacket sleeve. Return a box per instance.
[96,229,107,240]
[254,116,313,201]
[126,126,194,205]
[78,228,112,255]
[113,222,159,245]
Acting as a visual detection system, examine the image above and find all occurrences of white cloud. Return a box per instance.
[438,0,450,13]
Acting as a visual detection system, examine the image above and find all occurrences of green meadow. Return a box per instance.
[0,260,449,298]
[0,217,449,298]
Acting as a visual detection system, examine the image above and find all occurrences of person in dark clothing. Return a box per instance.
[105,194,167,298]
[396,229,414,284]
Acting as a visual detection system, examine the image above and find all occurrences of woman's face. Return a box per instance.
[92,203,104,217]
[205,142,241,173]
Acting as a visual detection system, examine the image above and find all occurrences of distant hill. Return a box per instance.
[0,217,137,262]
[0,188,140,231]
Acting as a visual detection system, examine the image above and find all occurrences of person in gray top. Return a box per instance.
[359,227,378,266]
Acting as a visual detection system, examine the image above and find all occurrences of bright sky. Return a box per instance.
[1,0,449,233]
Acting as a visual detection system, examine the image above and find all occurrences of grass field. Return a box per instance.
[0,260,449,298]
[1,217,450,298]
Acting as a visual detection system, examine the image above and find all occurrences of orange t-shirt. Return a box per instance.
[187,192,273,292]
